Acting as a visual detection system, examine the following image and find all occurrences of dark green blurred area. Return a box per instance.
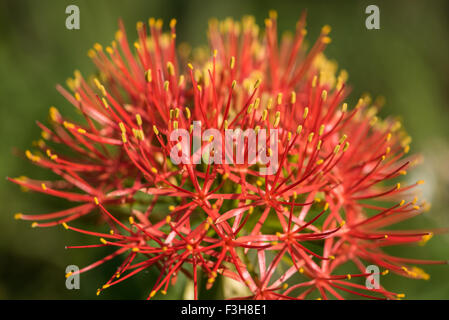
[0,0,448,299]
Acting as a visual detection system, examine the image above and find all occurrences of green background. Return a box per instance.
[0,0,448,299]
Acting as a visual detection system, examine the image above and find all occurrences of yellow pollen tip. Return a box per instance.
[62,222,69,230]
[165,216,171,224]
[100,238,107,245]
[31,222,38,228]
[14,213,22,220]
[94,197,99,205]
[132,247,139,252]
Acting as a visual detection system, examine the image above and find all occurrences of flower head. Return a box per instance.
[10,12,447,300]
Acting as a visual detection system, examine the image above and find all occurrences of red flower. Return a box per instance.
[10,12,447,300]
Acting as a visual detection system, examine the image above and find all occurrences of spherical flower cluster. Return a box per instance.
[10,12,446,300]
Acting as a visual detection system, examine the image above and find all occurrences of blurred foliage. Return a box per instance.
[0,0,448,299]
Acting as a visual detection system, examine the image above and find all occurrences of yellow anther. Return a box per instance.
[102,284,110,289]
[346,274,352,280]
[31,222,38,228]
[164,80,170,91]
[254,79,261,89]
[321,90,327,101]
[49,106,60,122]
[319,124,325,136]
[149,290,156,298]
[322,36,331,44]
[386,133,392,141]
[247,103,254,114]
[321,25,331,35]
[169,18,177,29]
[102,97,109,109]
[396,293,405,298]
[93,43,103,51]
[291,91,296,104]
[231,80,237,89]
[329,255,335,260]
[416,180,425,185]
[186,244,193,251]
[167,62,175,76]
[168,205,175,212]
[132,247,139,252]
[340,220,346,227]
[404,145,410,154]
[299,267,304,274]
[77,128,86,134]
[296,125,303,135]
[62,222,69,230]
[316,159,324,165]
[87,49,96,58]
[41,183,47,191]
[230,56,235,69]
[14,213,22,220]
[333,144,341,154]
[419,233,433,246]
[396,183,401,190]
[341,103,348,113]
[312,75,317,87]
[303,107,309,119]
[94,197,99,205]
[274,112,281,127]
[100,238,107,245]
[129,217,135,225]
[153,125,159,135]
[382,270,389,276]
[308,132,314,142]
[118,122,126,134]
[165,216,171,224]
[135,114,142,127]
[277,93,283,105]
[74,92,81,101]
[145,69,152,83]
[65,272,73,279]
[282,283,288,290]
[399,200,405,206]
